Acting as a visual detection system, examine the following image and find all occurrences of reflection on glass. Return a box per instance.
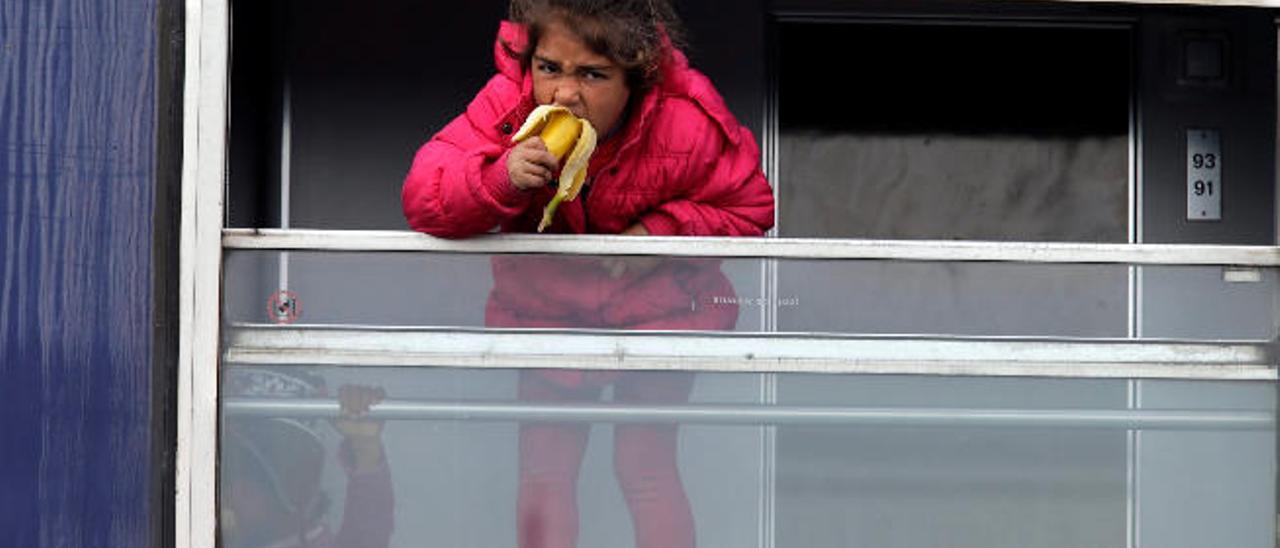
[221,367,395,548]
[219,366,1275,548]
[488,256,739,331]
[517,370,696,548]
[221,366,767,548]
[222,251,762,332]
[224,251,1280,341]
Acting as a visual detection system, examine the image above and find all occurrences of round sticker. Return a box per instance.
[266,290,301,324]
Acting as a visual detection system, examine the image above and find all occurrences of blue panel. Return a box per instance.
[0,0,157,546]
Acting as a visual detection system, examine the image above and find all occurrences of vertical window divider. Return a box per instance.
[178,1,228,547]
[760,15,782,548]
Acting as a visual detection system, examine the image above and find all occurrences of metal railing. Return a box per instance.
[223,229,1280,266]
[221,230,1280,380]
[223,325,1277,380]
[223,397,1274,430]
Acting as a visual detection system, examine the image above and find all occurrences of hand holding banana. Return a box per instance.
[507,105,598,232]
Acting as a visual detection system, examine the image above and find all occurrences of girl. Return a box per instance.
[401,1,775,547]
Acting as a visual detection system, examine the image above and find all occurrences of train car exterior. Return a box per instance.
[1,0,181,546]
[3,1,1280,547]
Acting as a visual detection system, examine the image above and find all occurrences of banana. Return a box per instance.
[511,105,598,232]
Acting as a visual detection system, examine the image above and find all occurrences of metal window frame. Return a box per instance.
[177,1,226,547]
[223,397,1274,430]
[223,228,1280,265]
[177,2,1280,547]
[223,324,1276,380]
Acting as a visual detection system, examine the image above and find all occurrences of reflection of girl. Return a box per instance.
[222,370,394,548]
[401,1,774,547]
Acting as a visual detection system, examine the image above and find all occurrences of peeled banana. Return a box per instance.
[511,105,597,232]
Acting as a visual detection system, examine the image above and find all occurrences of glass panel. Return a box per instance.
[775,375,1275,548]
[1139,266,1278,339]
[220,365,767,548]
[223,250,767,331]
[224,250,1279,340]
[777,375,1127,548]
[778,22,1130,241]
[776,260,1128,337]
[219,365,1275,548]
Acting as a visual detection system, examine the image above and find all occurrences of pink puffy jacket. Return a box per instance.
[402,22,775,384]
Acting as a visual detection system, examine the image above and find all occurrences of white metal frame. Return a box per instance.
[224,228,1280,265]
[178,0,227,547]
[224,324,1275,380]
[177,1,1280,547]
[222,397,1274,430]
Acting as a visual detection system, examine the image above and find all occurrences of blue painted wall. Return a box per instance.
[0,0,158,546]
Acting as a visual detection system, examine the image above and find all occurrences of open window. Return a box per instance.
[181,2,1280,548]
[777,20,1131,242]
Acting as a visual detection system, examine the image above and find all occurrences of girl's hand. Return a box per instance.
[333,384,387,473]
[332,384,386,440]
[601,223,659,278]
[620,223,650,236]
[507,137,559,191]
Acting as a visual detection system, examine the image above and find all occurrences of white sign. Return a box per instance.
[1187,129,1221,221]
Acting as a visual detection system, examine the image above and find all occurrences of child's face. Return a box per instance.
[532,19,631,138]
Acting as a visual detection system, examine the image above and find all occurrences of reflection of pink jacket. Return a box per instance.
[402,21,774,385]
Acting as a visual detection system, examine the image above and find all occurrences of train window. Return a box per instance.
[190,3,1280,548]
[217,363,1276,548]
[227,1,507,230]
[777,21,1131,241]
[222,248,1279,340]
[224,0,763,233]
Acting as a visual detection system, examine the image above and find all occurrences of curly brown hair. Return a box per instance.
[506,0,688,92]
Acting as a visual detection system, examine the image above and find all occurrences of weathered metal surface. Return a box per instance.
[0,0,157,546]
[224,397,1276,430]
[224,325,1278,380]
[221,228,1280,266]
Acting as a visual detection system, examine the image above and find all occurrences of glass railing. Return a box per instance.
[220,364,1274,548]
[217,230,1280,548]
[222,231,1279,342]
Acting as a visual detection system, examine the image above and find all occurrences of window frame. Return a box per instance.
[176,1,1280,547]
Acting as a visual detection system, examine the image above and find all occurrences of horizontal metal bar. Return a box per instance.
[771,12,1137,27]
[223,398,1274,430]
[223,325,1277,380]
[1047,0,1279,6]
[222,229,1280,266]
[775,0,1280,10]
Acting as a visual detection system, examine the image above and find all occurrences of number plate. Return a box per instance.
[1187,129,1221,221]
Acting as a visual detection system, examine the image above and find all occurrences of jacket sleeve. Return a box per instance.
[637,104,776,237]
[332,439,395,548]
[401,75,532,239]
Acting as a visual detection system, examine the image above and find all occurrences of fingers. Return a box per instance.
[512,163,554,188]
[600,256,662,279]
[602,257,627,278]
[620,223,650,236]
[338,384,386,418]
[508,138,560,191]
[522,138,558,170]
[599,224,657,277]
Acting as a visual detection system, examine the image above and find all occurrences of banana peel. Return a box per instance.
[511,105,597,232]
